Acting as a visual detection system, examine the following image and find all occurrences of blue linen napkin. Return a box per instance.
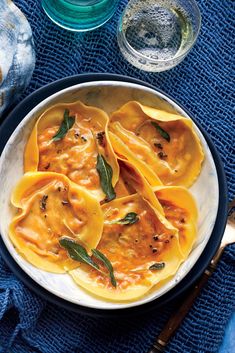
[220,313,235,353]
[0,0,234,352]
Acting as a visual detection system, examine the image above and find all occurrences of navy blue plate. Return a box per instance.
[0,74,228,317]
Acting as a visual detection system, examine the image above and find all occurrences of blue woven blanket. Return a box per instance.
[0,0,234,352]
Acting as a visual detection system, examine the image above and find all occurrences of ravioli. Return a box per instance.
[110,101,204,187]
[24,101,119,201]
[71,193,185,301]
[117,161,197,257]
[153,186,197,258]
[9,172,104,273]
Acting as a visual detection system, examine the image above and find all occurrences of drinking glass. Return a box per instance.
[42,0,119,31]
[117,0,201,72]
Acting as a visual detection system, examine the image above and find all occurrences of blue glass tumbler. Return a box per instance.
[42,0,119,32]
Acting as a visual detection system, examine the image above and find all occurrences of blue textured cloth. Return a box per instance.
[0,0,235,352]
[219,313,235,353]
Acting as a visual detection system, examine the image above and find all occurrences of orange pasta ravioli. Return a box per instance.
[71,193,181,301]
[24,101,119,201]
[9,172,103,273]
[153,186,197,258]
[109,101,204,187]
[70,185,197,301]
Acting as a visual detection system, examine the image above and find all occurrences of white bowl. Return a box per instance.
[0,81,219,310]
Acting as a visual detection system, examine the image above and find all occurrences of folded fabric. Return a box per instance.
[0,247,234,353]
[0,0,234,352]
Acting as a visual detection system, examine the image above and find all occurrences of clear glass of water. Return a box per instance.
[117,0,201,72]
[42,0,119,32]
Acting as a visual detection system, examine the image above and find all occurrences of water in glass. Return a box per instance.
[42,0,119,31]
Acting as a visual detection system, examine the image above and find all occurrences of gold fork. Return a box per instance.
[148,199,235,353]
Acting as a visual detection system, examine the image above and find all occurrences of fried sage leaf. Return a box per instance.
[149,262,165,270]
[59,237,117,287]
[96,154,116,202]
[59,237,99,270]
[151,121,170,142]
[92,249,117,288]
[52,109,75,141]
[105,212,139,226]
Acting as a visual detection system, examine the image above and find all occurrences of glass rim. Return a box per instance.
[117,0,202,65]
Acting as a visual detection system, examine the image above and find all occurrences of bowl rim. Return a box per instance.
[0,73,228,317]
[0,80,218,309]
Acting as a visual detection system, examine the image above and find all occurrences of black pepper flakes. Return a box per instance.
[154,143,163,150]
[158,151,168,159]
[152,248,158,253]
[44,163,50,170]
[153,235,159,241]
[149,244,153,248]
[180,218,185,223]
[40,195,48,211]
[81,136,87,142]
[96,131,105,147]
[58,187,61,192]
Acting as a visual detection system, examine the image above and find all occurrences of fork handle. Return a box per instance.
[147,247,225,353]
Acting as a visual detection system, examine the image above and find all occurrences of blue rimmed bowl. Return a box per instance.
[0,74,227,317]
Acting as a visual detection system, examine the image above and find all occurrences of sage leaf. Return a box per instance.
[59,237,99,270]
[92,249,117,288]
[96,154,116,202]
[105,212,139,226]
[149,262,165,270]
[59,238,117,287]
[52,109,75,141]
[151,122,170,142]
